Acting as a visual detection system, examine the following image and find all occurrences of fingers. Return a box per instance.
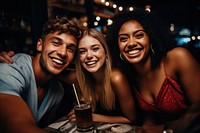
[8,51,15,57]
[68,114,76,122]
[68,109,76,122]
[0,51,14,63]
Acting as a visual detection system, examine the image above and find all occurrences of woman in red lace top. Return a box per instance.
[106,9,200,126]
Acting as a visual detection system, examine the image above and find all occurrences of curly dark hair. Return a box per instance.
[41,16,83,41]
[106,10,176,69]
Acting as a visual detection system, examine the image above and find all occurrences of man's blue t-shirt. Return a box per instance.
[0,53,64,126]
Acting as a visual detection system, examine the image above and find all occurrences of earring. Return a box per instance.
[151,45,155,54]
[120,53,124,60]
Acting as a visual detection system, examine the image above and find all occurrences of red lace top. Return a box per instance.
[134,72,189,123]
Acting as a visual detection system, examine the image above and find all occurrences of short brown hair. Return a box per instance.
[41,16,82,41]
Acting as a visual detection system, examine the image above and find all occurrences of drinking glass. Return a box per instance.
[74,101,93,132]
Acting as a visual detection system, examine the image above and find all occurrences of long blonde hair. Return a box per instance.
[75,28,115,110]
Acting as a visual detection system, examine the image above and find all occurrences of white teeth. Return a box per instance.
[52,58,64,64]
[128,49,140,54]
[86,61,96,65]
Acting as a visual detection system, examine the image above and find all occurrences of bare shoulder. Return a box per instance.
[110,68,127,83]
[166,47,198,67]
[166,47,200,75]
[167,47,192,59]
[110,68,131,93]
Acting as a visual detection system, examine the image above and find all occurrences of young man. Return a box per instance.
[0,17,82,133]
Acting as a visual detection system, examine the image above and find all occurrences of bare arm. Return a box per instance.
[92,113,131,123]
[109,69,137,123]
[0,51,14,63]
[161,47,200,133]
[0,94,49,133]
[92,69,137,123]
[68,109,131,124]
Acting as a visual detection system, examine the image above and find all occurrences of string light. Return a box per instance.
[129,7,134,11]
[191,36,196,40]
[170,23,175,32]
[113,4,117,8]
[107,19,113,25]
[96,16,101,21]
[82,22,87,27]
[118,6,123,11]
[105,1,109,6]
[91,1,155,28]
[94,21,98,26]
[145,5,151,12]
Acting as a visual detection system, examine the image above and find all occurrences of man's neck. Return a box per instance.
[32,54,53,87]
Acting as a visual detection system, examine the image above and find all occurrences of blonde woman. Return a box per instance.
[68,28,136,123]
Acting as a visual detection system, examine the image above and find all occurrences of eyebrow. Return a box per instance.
[68,43,76,48]
[91,44,101,47]
[118,29,145,37]
[51,36,77,47]
[78,44,100,49]
[49,36,61,41]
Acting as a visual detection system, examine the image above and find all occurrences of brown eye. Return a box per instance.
[135,34,144,39]
[52,41,60,46]
[67,46,75,52]
[92,47,100,52]
[135,31,145,39]
[119,36,128,42]
[79,49,86,55]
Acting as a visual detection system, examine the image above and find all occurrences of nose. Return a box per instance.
[127,37,137,48]
[86,50,93,60]
[57,45,67,58]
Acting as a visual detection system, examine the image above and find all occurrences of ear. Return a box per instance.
[37,39,43,52]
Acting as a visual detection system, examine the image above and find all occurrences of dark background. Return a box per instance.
[0,0,199,62]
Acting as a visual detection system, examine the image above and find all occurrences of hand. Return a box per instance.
[67,109,76,122]
[0,51,15,63]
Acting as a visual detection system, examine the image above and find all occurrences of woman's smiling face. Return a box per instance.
[118,20,151,64]
[78,35,106,73]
